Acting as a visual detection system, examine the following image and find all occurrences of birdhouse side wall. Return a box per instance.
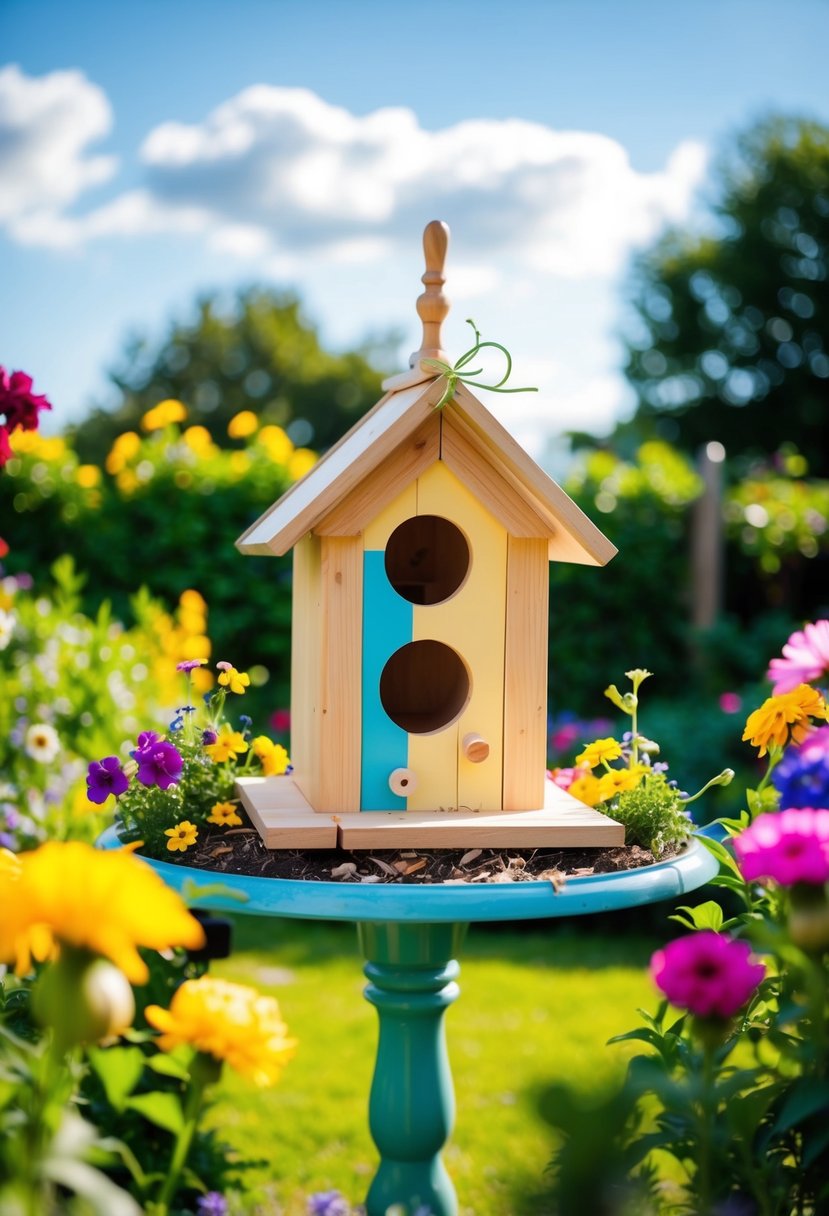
[503,536,549,809]
[290,533,323,809]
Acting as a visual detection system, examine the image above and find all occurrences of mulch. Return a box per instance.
[172,809,669,885]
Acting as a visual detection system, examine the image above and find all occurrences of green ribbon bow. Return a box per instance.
[422,319,539,410]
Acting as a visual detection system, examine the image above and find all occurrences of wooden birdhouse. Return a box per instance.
[236,221,624,850]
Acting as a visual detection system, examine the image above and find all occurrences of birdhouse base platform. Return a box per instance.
[236,775,624,850]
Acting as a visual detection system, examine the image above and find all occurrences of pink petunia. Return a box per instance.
[768,620,829,694]
[734,808,829,886]
[651,932,764,1019]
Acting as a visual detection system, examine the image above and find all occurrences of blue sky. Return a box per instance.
[3,0,829,463]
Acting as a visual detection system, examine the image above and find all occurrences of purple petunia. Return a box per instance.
[306,1193,351,1216]
[773,726,829,809]
[86,756,130,804]
[196,1194,228,1216]
[202,728,218,746]
[135,739,183,790]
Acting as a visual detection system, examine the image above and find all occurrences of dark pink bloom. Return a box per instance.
[0,425,12,467]
[651,932,764,1019]
[734,808,829,886]
[136,740,183,790]
[768,620,829,694]
[86,756,130,804]
[270,707,291,734]
[719,692,742,714]
[0,368,52,433]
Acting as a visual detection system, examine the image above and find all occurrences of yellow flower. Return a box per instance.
[0,848,21,878]
[217,665,250,695]
[287,448,317,481]
[742,684,828,757]
[227,410,259,439]
[207,802,242,827]
[76,464,101,489]
[164,821,199,853]
[142,398,188,431]
[575,737,623,769]
[0,841,205,981]
[229,451,251,476]
[252,736,290,777]
[566,773,604,808]
[597,766,647,801]
[257,425,293,464]
[204,725,249,762]
[145,977,296,1087]
[183,425,215,453]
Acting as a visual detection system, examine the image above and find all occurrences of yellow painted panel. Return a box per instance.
[408,721,460,812]
[363,481,418,552]
[412,462,507,811]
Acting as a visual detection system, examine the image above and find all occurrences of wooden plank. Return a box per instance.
[236,378,445,556]
[441,412,554,539]
[236,777,338,848]
[290,534,322,809]
[410,461,506,812]
[450,384,618,567]
[315,415,440,537]
[317,536,363,812]
[338,779,624,849]
[503,537,549,811]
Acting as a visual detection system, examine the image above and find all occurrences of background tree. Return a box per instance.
[72,286,393,463]
[622,117,829,475]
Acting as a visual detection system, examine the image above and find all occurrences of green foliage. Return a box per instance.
[72,286,387,464]
[610,772,693,858]
[725,456,829,574]
[623,116,829,475]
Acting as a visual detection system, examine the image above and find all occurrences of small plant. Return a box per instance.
[89,659,291,859]
[551,668,732,857]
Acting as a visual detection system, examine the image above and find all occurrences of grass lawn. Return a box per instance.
[207,913,664,1215]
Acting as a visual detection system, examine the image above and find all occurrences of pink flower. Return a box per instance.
[216,660,233,672]
[719,692,742,714]
[0,426,12,467]
[0,368,52,433]
[548,766,580,789]
[734,808,829,886]
[768,620,829,694]
[177,659,206,672]
[651,932,764,1019]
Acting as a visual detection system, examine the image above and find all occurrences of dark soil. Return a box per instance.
[170,809,673,885]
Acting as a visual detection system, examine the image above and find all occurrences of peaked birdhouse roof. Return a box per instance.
[237,222,617,569]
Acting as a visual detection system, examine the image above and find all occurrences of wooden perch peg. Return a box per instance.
[462,733,490,764]
[409,220,450,371]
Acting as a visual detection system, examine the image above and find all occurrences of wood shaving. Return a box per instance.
[330,861,358,879]
[460,848,482,866]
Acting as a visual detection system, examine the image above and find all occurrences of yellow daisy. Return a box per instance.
[207,802,242,827]
[164,821,199,853]
[204,725,249,763]
[575,737,623,769]
[742,684,828,757]
[252,736,290,777]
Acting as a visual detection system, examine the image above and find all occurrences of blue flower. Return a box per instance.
[197,1194,228,1216]
[773,726,829,808]
[306,1191,351,1216]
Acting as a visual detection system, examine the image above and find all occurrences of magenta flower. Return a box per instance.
[0,426,12,467]
[734,808,829,886]
[0,368,52,434]
[86,756,130,804]
[177,659,206,672]
[135,730,161,752]
[651,932,764,1019]
[136,740,183,790]
[768,620,829,694]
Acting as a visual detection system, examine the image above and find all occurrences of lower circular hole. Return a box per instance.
[380,640,470,734]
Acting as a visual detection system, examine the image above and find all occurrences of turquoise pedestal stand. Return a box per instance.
[98,827,718,1216]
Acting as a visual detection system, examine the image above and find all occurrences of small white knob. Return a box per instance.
[389,767,418,797]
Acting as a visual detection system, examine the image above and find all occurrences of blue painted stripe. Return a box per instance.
[361,550,411,810]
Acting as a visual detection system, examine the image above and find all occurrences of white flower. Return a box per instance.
[0,609,14,650]
[25,723,60,764]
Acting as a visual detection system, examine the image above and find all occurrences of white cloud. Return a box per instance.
[0,65,117,243]
[2,73,708,278]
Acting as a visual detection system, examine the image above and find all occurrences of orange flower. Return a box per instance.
[742,684,828,757]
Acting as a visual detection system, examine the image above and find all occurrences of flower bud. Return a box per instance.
[33,952,135,1048]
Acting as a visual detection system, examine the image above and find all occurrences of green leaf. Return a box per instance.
[773,1079,829,1135]
[126,1090,184,1136]
[669,901,724,932]
[87,1046,146,1112]
[146,1052,191,1081]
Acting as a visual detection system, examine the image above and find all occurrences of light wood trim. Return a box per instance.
[317,536,362,812]
[314,415,440,536]
[290,534,322,809]
[441,411,554,538]
[503,537,549,810]
[451,384,618,567]
[412,219,450,366]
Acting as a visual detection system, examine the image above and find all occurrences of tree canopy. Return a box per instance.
[623,117,829,474]
[73,286,390,463]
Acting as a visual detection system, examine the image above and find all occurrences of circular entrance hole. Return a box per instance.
[380,640,470,734]
[385,515,470,605]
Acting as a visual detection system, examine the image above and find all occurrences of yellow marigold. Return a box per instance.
[218,665,250,695]
[0,848,21,877]
[145,976,296,1087]
[142,399,187,432]
[566,773,604,808]
[165,821,199,853]
[76,463,101,489]
[183,425,214,453]
[575,737,623,769]
[204,725,248,762]
[252,736,290,777]
[207,802,242,827]
[179,588,207,613]
[743,684,828,757]
[287,448,317,481]
[257,425,293,464]
[227,410,259,439]
[0,841,205,982]
[597,766,647,801]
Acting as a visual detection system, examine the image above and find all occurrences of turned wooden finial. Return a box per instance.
[409,219,450,369]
